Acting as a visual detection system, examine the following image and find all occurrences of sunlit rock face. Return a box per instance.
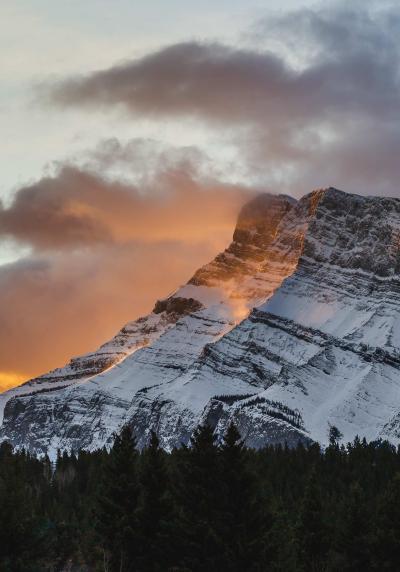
[0,192,307,455]
[5,187,400,456]
[144,188,400,450]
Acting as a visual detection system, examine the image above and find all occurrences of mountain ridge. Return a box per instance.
[0,192,290,412]
[4,187,400,456]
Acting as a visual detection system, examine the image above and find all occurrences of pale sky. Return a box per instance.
[0,0,317,264]
[2,0,395,197]
[1,0,312,187]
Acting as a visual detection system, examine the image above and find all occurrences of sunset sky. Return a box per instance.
[1,0,400,389]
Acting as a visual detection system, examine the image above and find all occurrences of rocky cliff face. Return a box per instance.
[0,192,303,455]
[4,187,400,456]
[133,188,400,450]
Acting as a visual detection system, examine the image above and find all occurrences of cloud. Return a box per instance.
[47,2,400,196]
[49,42,294,124]
[0,142,249,251]
[0,141,253,380]
[0,241,221,380]
[5,0,400,384]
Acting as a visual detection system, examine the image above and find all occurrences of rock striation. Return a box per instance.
[0,192,302,454]
[4,188,400,456]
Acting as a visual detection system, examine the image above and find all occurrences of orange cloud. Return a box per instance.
[0,153,256,384]
[0,243,222,381]
[0,165,249,251]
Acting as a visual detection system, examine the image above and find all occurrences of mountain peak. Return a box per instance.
[233,193,296,248]
[5,186,400,455]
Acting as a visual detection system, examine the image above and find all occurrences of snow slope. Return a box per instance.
[133,188,400,449]
[4,187,400,455]
[0,192,302,455]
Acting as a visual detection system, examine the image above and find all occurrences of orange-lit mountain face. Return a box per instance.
[0,193,301,400]
[0,170,250,384]
[5,188,400,457]
[0,192,310,449]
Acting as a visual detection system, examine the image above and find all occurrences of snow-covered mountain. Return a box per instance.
[0,192,303,454]
[3,187,400,456]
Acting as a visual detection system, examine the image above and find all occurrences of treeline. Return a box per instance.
[2,425,400,571]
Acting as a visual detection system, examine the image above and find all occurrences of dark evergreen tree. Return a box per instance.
[330,482,372,571]
[137,430,172,571]
[374,472,400,571]
[94,425,140,572]
[173,423,224,571]
[268,507,297,572]
[0,443,47,570]
[329,425,343,447]
[295,468,328,572]
[218,422,268,571]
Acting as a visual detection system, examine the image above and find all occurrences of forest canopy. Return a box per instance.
[0,424,399,571]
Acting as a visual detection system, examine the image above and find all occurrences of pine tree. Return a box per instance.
[374,472,400,570]
[268,506,297,572]
[0,444,47,570]
[218,422,269,571]
[295,468,328,572]
[330,482,372,571]
[137,430,172,571]
[173,424,223,571]
[328,426,343,447]
[94,425,140,572]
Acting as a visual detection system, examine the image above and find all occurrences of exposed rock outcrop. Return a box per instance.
[5,188,400,456]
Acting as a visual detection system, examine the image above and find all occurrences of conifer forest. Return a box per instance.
[1,424,400,571]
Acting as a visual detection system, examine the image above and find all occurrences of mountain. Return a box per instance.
[3,187,400,456]
[0,192,303,454]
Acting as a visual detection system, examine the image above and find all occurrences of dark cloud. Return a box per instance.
[49,34,400,126]
[0,168,114,249]
[48,3,400,196]
[0,147,250,251]
[49,42,296,124]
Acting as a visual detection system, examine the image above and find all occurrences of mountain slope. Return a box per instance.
[4,187,400,455]
[0,192,303,455]
[130,188,400,449]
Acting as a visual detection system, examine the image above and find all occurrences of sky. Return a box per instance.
[1,0,400,388]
